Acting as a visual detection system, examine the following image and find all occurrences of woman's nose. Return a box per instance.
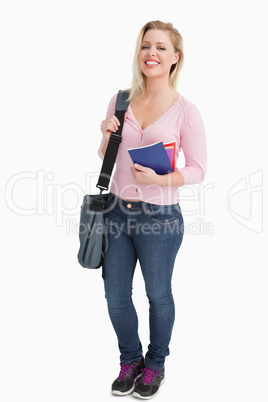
[147,46,156,56]
[148,48,156,57]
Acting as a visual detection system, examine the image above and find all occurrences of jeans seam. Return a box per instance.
[176,210,184,240]
[151,217,178,225]
[127,246,137,325]
[126,246,141,360]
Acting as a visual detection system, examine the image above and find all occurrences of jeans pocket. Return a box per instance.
[146,204,180,225]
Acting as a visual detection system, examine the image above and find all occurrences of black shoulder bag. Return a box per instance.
[77,90,130,270]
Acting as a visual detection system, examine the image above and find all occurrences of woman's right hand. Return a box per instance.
[100,115,121,142]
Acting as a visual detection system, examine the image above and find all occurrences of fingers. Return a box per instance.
[114,115,121,126]
[134,164,149,171]
[101,115,121,135]
[110,115,120,132]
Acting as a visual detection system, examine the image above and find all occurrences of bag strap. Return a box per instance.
[96,89,130,193]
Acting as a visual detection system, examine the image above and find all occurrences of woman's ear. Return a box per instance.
[173,52,180,64]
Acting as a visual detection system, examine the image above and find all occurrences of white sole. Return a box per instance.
[132,377,165,400]
[112,373,143,396]
[112,384,135,396]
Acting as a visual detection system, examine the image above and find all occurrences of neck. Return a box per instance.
[143,77,176,101]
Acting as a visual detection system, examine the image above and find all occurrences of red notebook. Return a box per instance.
[163,142,176,171]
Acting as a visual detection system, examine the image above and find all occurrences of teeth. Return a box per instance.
[145,61,159,65]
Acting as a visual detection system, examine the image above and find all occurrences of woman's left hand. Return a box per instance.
[130,164,159,185]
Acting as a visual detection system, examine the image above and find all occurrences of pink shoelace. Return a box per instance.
[118,363,137,382]
[141,367,160,384]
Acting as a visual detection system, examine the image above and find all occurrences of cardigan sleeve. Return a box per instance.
[97,93,118,160]
[179,101,207,184]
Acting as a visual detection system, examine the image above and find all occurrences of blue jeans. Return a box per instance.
[102,193,184,371]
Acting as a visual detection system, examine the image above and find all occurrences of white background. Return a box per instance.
[1,0,267,401]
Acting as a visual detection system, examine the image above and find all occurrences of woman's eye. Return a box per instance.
[141,46,166,51]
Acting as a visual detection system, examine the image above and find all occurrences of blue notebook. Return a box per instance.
[128,141,173,175]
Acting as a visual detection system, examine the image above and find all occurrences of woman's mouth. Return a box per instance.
[144,60,160,68]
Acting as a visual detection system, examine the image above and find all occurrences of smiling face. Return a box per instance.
[138,29,180,81]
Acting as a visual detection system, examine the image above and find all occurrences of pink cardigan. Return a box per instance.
[98,93,207,205]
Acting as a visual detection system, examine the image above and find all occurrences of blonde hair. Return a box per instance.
[128,20,184,102]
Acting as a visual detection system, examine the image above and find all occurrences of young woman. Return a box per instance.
[98,20,207,399]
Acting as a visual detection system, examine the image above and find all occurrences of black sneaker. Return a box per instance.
[112,356,145,396]
[132,367,165,399]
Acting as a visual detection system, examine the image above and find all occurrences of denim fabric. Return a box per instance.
[102,193,184,371]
